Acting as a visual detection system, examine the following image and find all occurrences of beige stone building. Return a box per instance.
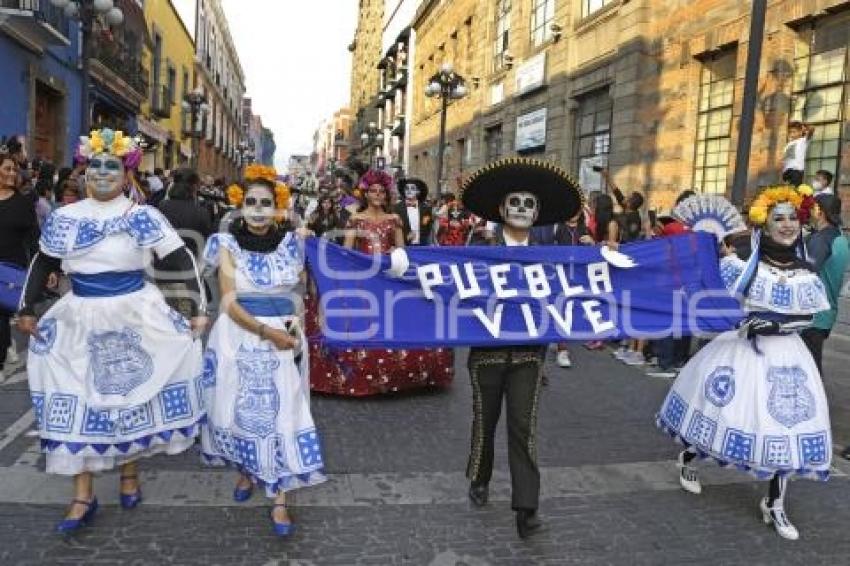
[408,0,850,211]
[349,0,386,145]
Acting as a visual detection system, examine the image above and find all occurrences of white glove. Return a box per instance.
[600,245,637,269]
[387,248,410,278]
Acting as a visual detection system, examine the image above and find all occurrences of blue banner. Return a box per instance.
[305,233,744,348]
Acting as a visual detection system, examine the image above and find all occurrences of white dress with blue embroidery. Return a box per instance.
[199,232,326,496]
[28,195,204,476]
[657,254,832,480]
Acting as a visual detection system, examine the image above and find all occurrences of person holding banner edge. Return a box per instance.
[460,157,584,539]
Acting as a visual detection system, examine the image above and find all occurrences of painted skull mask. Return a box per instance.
[243,184,276,229]
[86,152,125,200]
[404,184,420,200]
[765,202,800,247]
[500,191,539,229]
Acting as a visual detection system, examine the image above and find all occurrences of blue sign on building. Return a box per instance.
[0,1,82,166]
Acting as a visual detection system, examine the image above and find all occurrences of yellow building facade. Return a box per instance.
[138,0,195,173]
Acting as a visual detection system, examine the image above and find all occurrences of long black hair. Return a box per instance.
[594,193,615,242]
[168,167,201,200]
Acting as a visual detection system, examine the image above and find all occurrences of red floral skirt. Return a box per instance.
[305,294,454,396]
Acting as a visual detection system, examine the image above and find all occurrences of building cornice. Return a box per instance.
[412,0,439,29]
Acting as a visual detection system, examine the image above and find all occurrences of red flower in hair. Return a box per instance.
[798,195,816,225]
[358,169,394,191]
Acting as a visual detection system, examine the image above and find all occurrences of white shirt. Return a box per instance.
[503,231,530,247]
[147,175,164,193]
[782,138,809,172]
[406,205,421,244]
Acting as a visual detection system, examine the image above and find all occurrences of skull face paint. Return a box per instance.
[500,191,539,229]
[404,184,420,201]
[86,153,125,200]
[243,184,276,229]
[765,202,801,246]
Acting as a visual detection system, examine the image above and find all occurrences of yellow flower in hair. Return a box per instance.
[797,184,814,197]
[111,131,131,157]
[226,184,244,206]
[274,183,290,221]
[748,205,768,225]
[89,130,105,154]
[244,164,277,183]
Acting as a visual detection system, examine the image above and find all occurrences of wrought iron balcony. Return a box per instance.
[0,0,71,46]
[89,36,148,99]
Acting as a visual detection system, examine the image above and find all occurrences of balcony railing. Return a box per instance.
[90,37,148,97]
[0,0,70,44]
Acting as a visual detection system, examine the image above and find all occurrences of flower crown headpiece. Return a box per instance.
[76,128,142,170]
[226,164,290,222]
[748,184,816,226]
[358,169,394,191]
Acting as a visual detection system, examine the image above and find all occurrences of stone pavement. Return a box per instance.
[0,344,849,565]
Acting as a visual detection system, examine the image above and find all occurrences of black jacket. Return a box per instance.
[394,201,432,245]
[158,198,214,257]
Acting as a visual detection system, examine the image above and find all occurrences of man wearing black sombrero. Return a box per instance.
[460,157,583,538]
[394,177,433,245]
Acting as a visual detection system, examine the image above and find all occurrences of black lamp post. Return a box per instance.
[359,121,384,167]
[425,62,467,196]
[50,0,124,133]
[181,87,210,169]
[236,140,255,170]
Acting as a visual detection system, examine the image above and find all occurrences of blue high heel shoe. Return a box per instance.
[271,503,295,537]
[233,481,253,503]
[56,498,98,534]
[119,475,143,509]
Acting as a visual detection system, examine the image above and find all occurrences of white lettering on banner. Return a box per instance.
[473,305,504,338]
[450,263,482,299]
[417,264,444,300]
[490,264,517,299]
[413,260,618,340]
[583,300,615,334]
[520,303,539,338]
[524,264,551,299]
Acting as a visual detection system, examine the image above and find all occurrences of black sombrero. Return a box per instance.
[460,157,583,226]
[398,177,429,200]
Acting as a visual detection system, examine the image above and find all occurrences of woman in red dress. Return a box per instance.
[307,169,454,396]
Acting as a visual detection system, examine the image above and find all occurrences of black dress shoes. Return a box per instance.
[516,509,542,539]
[468,483,489,507]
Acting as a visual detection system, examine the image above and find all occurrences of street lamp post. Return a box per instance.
[182,86,210,170]
[236,140,255,171]
[359,121,384,168]
[425,62,467,196]
[50,0,124,133]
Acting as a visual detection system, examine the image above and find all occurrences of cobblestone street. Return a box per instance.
[1,343,849,565]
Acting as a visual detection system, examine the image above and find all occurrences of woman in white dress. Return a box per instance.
[16,129,206,533]
[657,185,830,540]
[200,166,326,537]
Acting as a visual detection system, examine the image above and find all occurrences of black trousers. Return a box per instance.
[0,312,11,369]
[467,349,543,511]
[801,328,830,374]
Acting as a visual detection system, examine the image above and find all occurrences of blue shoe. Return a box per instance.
[233,482,253,503]
[271,503,295,537]
[56,498,98,534]
[120,475,143,509]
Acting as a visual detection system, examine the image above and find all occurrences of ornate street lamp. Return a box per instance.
[181,86,210,169]
[50,0,124,133]
[359,121,384,167]
[425,62,467,196]
[236,140,255,169]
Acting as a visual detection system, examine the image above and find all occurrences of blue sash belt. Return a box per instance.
[238,296,295,317]
[71,270,145,297]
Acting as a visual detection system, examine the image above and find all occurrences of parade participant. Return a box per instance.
[200,164,325,536]
[0,149,39,381]
[16,129,206,533]
[460,157,583,538]
[435,196,475,246]
[307,193,342,239]
[657,184,830,541]
[394,177,432,245]
[307,168,453,396]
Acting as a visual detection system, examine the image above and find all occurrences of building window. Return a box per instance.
[152,33,162,105]
[583,0,614,17]
[167,66,176,105]
[693,49,736,195]
[791,13,849,183]
[574,89,612,171]
[485,125,503,163]
[531,0,555,47]
[493,0,511,72]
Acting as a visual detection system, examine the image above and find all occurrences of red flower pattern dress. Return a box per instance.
[307,216,454,396]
